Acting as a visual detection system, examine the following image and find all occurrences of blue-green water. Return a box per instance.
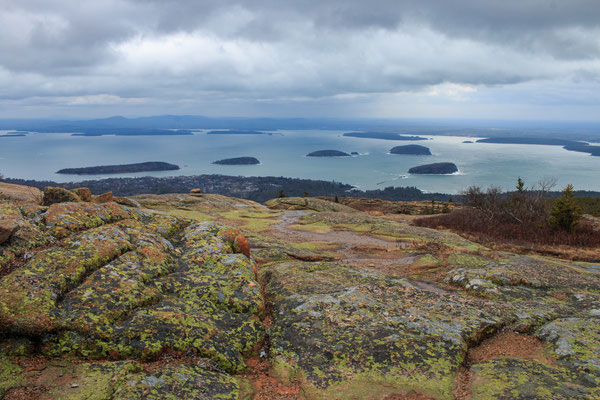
[1,130,598,194]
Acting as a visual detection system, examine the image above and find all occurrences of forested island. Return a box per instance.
[343,132,428,141]
[213,157,261,165]
[206,130,268,135]
[306,150,350,157]
[408,162,458,174]
[56,161,180,175]
[390,145,432,155]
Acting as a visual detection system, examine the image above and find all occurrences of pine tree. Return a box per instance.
[548,184,582,232]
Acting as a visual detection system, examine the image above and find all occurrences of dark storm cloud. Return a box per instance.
[1,0,599,118]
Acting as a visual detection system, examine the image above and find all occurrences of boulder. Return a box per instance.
[0,220,19,244]
[114,197,141,207]
[71,187,92,202]
[0,182,43,204]
[190,188,203,194]
[43,186,81,205]
[92,191,113,203]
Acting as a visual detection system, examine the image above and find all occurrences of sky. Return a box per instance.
[1,0,600,120]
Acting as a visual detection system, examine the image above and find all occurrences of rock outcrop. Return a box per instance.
[1,187,599,399]
[42,186,81,205]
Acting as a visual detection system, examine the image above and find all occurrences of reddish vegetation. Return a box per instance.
[243,355,302,400]
[468,331,549,364]
[414,209,600,259]
[454,331,553,400]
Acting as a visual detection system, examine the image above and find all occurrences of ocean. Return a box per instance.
[1,129,598,194]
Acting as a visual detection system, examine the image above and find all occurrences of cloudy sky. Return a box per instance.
[1,0,600,120]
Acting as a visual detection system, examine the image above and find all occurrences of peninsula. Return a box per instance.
[390,145,432,155]
[476,137,586,146]
[408,162,458,174]
[344,132,427,141]
[56,161,180,175]
[563,144,600,157]
[306,150,350,157]
[71,129,193,137]
[206,130,268,135]
[213,157,261,165]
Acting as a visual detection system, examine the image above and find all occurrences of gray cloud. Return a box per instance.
[1,0,599,119]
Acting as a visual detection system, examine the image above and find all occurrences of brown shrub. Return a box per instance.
[415,208,600,248]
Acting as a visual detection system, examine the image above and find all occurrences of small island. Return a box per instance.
[463,140,473,144]
[207,130,268,135]
[306,150,350,157]
[408,162,458,175]
[344,132,427,141]
[390,145,432,155]
[350,152,359,155]
[213,157,261,165]
[57,161,180,175]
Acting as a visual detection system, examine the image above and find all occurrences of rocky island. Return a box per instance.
[390,144,432,155]
[344,132,427,141]
[56,161,180,175]
[306,150,350,157]
[213,156,261,165]
[409,162,458,174]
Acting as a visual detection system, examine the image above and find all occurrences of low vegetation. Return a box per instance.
[414,178,600,257]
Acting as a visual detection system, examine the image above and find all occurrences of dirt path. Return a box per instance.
[273,210,400,249]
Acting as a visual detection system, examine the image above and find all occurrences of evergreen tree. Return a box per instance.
[548,184,582,231]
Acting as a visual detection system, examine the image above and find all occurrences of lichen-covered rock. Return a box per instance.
[0,358,24,397]
[93,191,114,204]
[0,182,43,204]
[536,317,600,384]
[112,364,248,399]
[114,196,141,207]
[45,202,134,238]
[0,200,262,386]
[0,203,50,269]
[470,359,597,399]
[0,219,19,244]
[261,261,507,399]
[43,186,81,205]
[72,187,93,201]
[265,197,358,213]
